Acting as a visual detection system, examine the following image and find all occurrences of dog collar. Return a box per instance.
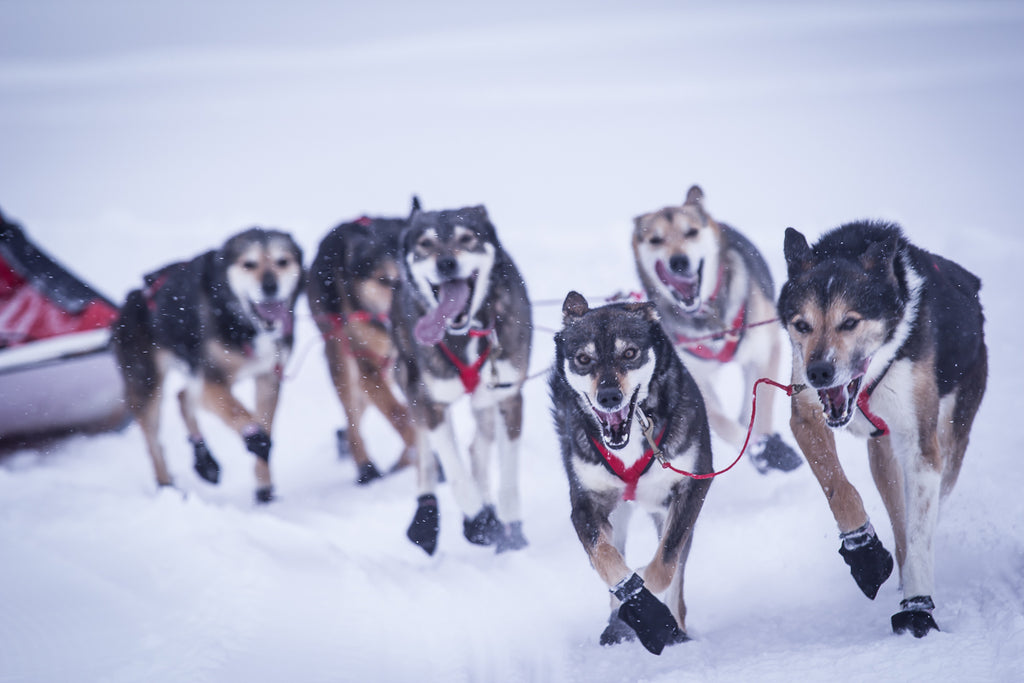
[588,428,665,501]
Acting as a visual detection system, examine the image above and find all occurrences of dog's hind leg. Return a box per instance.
[324,339,380,483]
[940,345,987,497]
[360,358,418,473]
[135,384,173,488]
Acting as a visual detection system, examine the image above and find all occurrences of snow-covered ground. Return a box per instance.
[2,2,1023,681]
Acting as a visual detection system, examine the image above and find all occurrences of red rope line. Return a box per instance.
[658,377,800,480]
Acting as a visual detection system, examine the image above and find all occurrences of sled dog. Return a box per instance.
[308,210,417,485]
[112,228,304,503]
[633,185,801,473]
[779,221,986,637]
[550,292,713,655]
[392,201,532,555]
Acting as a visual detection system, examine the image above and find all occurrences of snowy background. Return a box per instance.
[2,1,1024,681]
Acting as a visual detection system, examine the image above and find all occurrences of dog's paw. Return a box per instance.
[618,588,684,655]
[407,494,439,555]
[244,429,272,462]
[355,461,383,485]
[463,505,503,546]
[748,433,804,474]
[191,440,221,485]
[599,612,636,646]
[892,596,939,638]
[254,485,274,504]
[838,522,894,600]
[495,521,528,554]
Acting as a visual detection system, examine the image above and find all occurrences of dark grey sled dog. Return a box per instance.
[550,292,713,654]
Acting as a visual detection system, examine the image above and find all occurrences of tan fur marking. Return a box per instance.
[790,389,868,533]
[588,528,633,587]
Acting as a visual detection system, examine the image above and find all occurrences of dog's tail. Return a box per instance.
[111,289,158,408]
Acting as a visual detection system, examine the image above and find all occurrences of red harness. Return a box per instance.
[857,381,890,437]
[437,328,492,394]
[675,301,747,363]
[589,429,665,501]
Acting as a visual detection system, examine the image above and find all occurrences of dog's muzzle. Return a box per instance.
[251,299,290,329]
[590,387,639,449]
[414,272,478,345]
[654,259,701,312]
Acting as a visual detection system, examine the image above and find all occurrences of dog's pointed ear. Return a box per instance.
[562,291,589,321]
[783,228,813,278]
[409,195,422,218]
[684,185,704,206]
[861,232,899,283]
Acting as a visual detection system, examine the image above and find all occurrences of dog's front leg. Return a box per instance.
[791,390,867,533]
[201,378,274,502]
[572,500,682,655]
[887,395,943,637]
[791,389,893,599]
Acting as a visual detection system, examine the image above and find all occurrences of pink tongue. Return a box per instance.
[655,260,698,301]
[414,279,471,345]
[254,300,288,323]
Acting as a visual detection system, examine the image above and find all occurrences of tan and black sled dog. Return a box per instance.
[307,211,418,485]
[633,185,801,473]
[550,292,713,655]
[112,228,304,503]
[779,221,986,637]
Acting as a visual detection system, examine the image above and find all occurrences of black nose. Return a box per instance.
[436,255,458,277]
[669,254,690,274]
[596,385,624,410]
[261,272,278,297]
[806,360,836,388]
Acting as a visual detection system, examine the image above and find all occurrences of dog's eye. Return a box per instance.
[575,353,592,366]
[417,237,435,250]
[242,260,259,271]
[839,317,860,332]
[458,233,477,247]
[648,235,665,246]
[684,228,699,239]
[275,257,291,269]
[792,320,812,334]
[622,347,638,360]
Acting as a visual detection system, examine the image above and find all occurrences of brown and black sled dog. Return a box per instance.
[307,211,417,485]
[112,228,304,503]
[779,221,986,637]
[550,292,713,655]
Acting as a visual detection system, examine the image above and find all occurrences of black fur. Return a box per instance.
[308,217,408,317]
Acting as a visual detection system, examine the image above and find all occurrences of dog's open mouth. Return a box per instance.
[414,272,478,345]
[251,300,290,328]
[591,388,639,450]
[817,375,864,428]
[655,259,701,312]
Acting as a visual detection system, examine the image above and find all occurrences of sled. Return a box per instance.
[0,210,128,446]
